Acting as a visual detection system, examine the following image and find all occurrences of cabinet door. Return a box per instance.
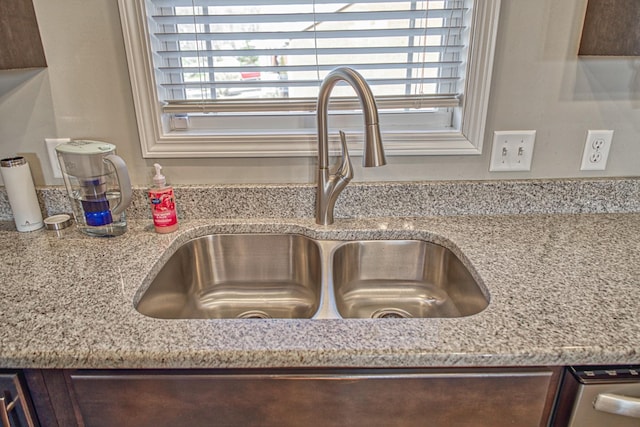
[0,372,38,427]
[0,0,47,69]
[65,368,560,427]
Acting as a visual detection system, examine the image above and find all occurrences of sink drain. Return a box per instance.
[371,308,413,319]
[236,310,272,319]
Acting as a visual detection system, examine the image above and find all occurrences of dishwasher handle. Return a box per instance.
[594,393,640,419]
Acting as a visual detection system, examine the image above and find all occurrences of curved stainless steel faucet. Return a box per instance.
[316,67,386,225]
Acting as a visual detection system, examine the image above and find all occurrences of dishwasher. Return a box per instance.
[552,365,640,426]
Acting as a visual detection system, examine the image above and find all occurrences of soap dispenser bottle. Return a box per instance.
[148,163,178,233]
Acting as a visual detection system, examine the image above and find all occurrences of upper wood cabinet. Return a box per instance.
[579,0,640,56]
[0,0,46,70]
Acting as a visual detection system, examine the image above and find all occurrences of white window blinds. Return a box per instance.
[118,0,500,157]
[145,0,468,114]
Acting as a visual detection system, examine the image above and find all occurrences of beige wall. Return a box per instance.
[1,0,639,186]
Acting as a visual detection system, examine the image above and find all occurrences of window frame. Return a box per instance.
[118,0,501,158]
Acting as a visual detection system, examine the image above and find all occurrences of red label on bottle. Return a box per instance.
[149,188,177,227]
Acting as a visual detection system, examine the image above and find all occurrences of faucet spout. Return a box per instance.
[316,67,386,225]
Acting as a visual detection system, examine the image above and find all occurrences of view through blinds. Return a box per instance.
[145,0,469,116]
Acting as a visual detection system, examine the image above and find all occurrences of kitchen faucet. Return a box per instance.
[316,67,386,225]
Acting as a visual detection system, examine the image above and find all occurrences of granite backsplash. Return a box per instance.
[1,178,639,222]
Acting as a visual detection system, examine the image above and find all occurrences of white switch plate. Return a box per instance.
[44,138,70,179]
[580,130,613,171]
[489,131,536,172]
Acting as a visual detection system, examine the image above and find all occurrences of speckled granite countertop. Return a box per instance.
[0,209,639,369]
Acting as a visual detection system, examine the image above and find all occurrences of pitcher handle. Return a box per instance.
[104,154,132,216]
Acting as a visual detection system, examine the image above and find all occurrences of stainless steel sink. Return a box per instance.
[135,234,489,320]
[136,234,322,319]
[331,240,489,319]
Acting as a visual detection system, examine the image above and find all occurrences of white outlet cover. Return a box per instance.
[580,130,613,171]
[489,131,536,172]
[44,138,70,179]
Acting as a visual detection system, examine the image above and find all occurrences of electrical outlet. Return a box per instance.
[45,138,70,179]
[489,131,536,172]
[580,130,613,171]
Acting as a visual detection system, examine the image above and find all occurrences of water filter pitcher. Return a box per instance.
[56,140,132,237]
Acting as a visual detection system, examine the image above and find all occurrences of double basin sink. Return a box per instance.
[135,234,489,320]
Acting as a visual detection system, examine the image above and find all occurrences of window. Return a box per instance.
[118,0,500,158]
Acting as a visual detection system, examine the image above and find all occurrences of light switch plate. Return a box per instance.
[489,131,536,172]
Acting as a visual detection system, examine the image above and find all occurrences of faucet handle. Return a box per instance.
[336,130,354,182]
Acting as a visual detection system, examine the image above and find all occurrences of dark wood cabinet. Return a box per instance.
[0,371,39,427]
[28,367,561,427]
[0,0,47,70]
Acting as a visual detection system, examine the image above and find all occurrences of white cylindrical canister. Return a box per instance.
[0,157,44,232]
